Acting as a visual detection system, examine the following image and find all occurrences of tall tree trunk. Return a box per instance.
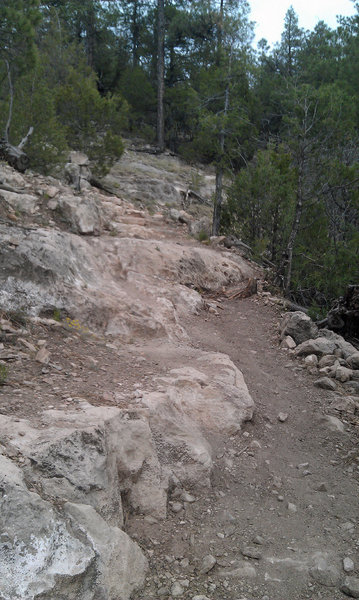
[132,0,139,67]
[212,59,230,236]
[157,0,165,152]
[85,2,96,68]
[216,0,224,66]
[278,152,304,294]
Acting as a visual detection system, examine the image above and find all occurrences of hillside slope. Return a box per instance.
[0,152,358,600]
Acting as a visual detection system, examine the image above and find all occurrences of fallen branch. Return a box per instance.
[226,278,258,300]
[0,180,25,194]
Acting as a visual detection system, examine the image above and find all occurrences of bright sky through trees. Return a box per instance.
[249,0,357,46]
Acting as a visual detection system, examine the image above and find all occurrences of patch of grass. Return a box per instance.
[197,229,210,242]
[53,308,62,322]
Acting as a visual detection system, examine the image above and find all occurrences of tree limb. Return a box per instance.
[18,127,34,150]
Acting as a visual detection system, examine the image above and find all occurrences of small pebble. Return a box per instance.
[278,412,288,422]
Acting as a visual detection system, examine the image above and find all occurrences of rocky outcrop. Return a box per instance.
[0,159,256,600]
[0,347,254,599]
[0,223,254,342]
[0,453,147,600]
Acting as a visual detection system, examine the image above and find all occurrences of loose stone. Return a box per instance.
[341,576,359,598]
[343,557,355,573]
[200,555,217,574]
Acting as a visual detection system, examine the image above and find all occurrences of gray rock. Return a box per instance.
[241,546,262,559]
[309,553,341,587]
[280,335,296,349]
[287,502,297,513]
[319,355,339,368]
[335,366,353,382]
[344,381,359,394]
[0,454,147,600]
[296,337,337,357]
[341,576,359,598]
[278,412,289,422]
[315,482,328,492]
[200,554,217,574]
[170,502,183,513]
[304,354,318,367]
[0,189,38,215]
[321,415,346,433]
[319,329,357,359]
[169,208,192,224]
[69,151,90,166]
[332,396,359,415]
[343,558,355,573]
[35,346,51,364]
[314,377,337,390]
[280,311,318,344]
[171,582,185,597]
[0,404,168,523]
[252,535,265,545]
[189,216,212,237]
[347,352,359,369]
[57,194,102,234]
[216,561,256,578]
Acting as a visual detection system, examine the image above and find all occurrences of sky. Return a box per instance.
[249,0,357,47]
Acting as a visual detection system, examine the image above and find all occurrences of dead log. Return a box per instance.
[0,138,30,173]
[322,285,359,340]
[226,278,258,300]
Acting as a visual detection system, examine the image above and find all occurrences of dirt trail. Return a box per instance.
[1,155,358,599]
[132,297,359,600]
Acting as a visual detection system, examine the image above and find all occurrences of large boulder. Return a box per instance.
[295,337,337,357]
[318,329,357,359]
[0,404,168,524]
[280,311,318,345]
[141,351,254,489]
[0,453,147,600]
[56,194,102,234]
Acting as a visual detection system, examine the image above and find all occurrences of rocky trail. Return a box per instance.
[0,151,358,600]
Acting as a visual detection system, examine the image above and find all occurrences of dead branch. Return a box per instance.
[18,127,34,150]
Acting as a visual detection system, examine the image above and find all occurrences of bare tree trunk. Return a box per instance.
[85,3,96,68]
[156,0,165,152]
[212,66,230,236]
[278,152,304,294]
[132,0,139,67]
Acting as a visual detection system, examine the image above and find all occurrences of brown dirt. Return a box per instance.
[129,297,359,600]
